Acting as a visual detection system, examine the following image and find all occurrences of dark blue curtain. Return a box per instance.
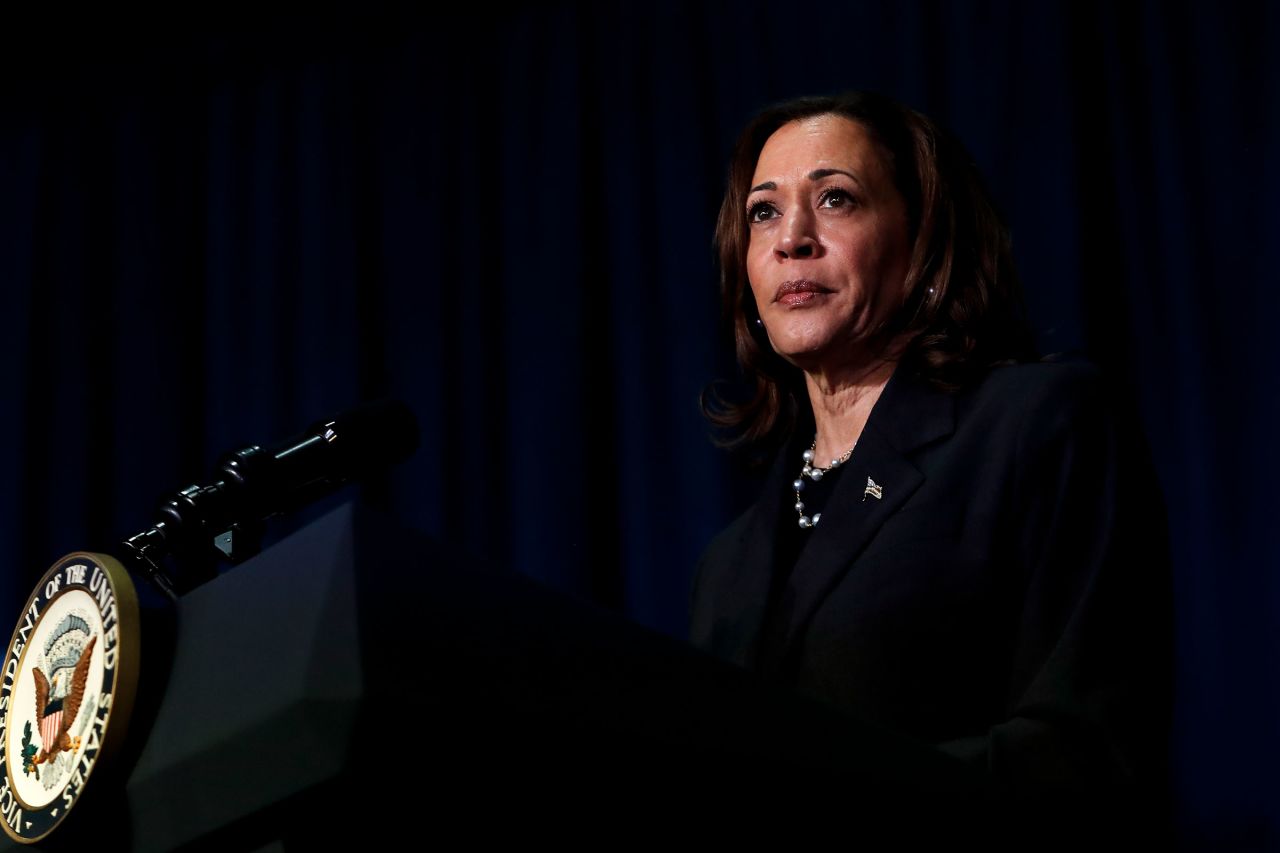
[1,2,1275,845]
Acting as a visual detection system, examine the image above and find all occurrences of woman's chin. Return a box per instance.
[768,331,902,379]
[771,344,834,374]
[766,328,844,365]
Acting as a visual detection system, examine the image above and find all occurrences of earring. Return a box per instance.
[755,318,764,328]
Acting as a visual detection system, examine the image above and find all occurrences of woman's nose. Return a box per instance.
[775,209,819,260]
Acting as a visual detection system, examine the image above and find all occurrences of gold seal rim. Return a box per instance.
[0,552,141,844]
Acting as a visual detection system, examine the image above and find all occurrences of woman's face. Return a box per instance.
[745,114,911,372]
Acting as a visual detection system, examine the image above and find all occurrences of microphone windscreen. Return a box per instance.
[314,399,421,474]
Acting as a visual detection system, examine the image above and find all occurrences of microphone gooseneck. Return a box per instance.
[122,399,419,598]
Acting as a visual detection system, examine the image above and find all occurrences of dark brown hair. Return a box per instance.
[706,91,1036,449]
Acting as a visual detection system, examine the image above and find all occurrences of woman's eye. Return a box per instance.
[747,201,778,223]
[819,188,855,209]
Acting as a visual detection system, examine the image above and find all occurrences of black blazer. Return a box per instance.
[691,361,1171,798]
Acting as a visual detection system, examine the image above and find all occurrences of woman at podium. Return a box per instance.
[691,92,1170,814]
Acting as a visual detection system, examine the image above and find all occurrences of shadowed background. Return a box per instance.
[0,1,1275,846]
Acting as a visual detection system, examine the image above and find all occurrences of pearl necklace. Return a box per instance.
[793,436,856,529]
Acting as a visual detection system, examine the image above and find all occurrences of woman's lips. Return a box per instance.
[774,280,831,306]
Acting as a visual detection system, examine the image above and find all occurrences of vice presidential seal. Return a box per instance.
[0,553,139,843]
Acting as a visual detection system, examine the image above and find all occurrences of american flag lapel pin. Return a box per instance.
[863,476,883,501]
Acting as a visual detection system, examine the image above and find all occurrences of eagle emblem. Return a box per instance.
[28,614,97,772]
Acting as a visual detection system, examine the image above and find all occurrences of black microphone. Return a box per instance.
[122,400,419,597]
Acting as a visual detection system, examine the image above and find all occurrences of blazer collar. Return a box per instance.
[865,365,957,457]
[725,366,956,673]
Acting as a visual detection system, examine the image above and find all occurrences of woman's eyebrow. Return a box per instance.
[748,170,864,195]
[809,168,862,188]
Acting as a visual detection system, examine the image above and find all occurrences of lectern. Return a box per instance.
[6,504,994,850]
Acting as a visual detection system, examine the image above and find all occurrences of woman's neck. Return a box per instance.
[802,357,897,465]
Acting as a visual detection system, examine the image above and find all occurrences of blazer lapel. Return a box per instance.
[768,369,956,673]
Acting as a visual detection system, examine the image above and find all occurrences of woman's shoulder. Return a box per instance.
[925,358,1145,474]
[956,358,1114,434]
[966,357,1105,405]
